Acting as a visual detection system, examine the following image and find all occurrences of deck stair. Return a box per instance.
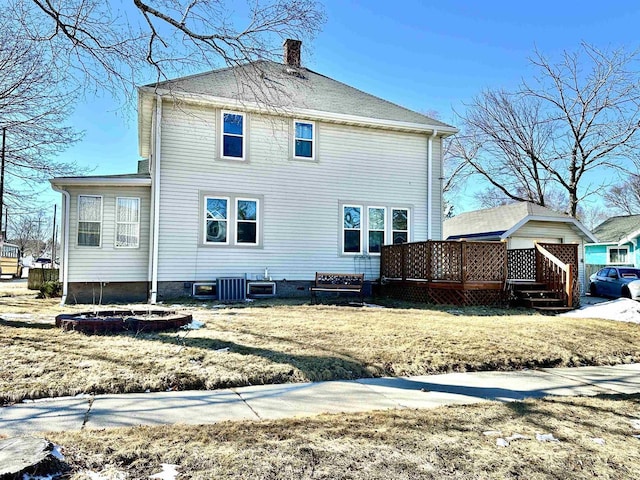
[509,281,574,314]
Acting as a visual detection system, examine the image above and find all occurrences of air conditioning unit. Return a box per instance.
[217,277,247,302]
[247,281,276,298]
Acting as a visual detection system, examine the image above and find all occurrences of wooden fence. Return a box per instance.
[380,241,507,305]
[28,268,59,290]
[380,241,579,307]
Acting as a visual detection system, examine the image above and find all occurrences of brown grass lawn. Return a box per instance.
[48,394,640,479]
[2,281,640,404]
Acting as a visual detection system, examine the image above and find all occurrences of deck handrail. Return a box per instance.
[535,243,574,307]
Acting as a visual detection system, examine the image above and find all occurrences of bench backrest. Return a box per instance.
[315,273,364,287]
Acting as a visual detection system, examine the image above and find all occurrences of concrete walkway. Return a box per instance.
[2,364,640,436]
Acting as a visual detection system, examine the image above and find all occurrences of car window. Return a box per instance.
[608,269,619,279]
[597,268,610,277]
[619,268,640,278]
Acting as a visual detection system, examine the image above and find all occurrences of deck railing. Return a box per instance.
[381,240,507,285]
[535,243,576,307]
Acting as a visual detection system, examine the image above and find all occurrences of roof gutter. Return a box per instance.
[50,185,70,305]
[427,129,438,239]
[50,177,151,187]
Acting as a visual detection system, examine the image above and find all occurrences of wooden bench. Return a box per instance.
[310,272,365,304]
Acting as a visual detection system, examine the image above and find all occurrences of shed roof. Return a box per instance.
[443,202,596,242]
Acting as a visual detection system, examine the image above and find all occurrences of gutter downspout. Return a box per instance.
[427,129,438,239]
[51,185,70,305]
[150,95,162,304]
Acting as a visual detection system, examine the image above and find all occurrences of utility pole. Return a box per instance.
[0,127,5,242]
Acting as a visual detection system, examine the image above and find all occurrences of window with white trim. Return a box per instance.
[221,111,245,160]
[115,197,140,248]
[392,208,409,244]
[236,198,259,245]
[205,197,229,244]
[368,207,386,254]
[77,195,102,247]
[343,205,362,254]
[608,246,629,264]
[293,120,314,159]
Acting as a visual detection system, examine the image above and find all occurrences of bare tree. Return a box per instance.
[10,0,325,102]
[0,25,82,213]
[7,211,52,257]
[450,44,640,217]
[603,174,640,215]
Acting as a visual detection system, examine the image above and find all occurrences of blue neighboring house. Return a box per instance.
[585,215,640,269]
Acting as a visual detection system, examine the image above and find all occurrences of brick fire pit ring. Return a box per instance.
[55,310,193,334]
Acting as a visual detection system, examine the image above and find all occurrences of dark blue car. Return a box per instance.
[589,267,640,300]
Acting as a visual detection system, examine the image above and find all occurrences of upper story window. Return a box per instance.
[205,197,229,244]
[343,205,362,254]
[221,111,245,160]
[608,246,629,264]
[115,197,140,248]
[294,120,315,159]
[78,195,102,247]
[236,198,259,245]
[392,208,409,244]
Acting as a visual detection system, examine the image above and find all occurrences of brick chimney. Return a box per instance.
[283,39,302,67]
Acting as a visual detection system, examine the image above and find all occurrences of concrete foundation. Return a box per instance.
[67,282,149,304]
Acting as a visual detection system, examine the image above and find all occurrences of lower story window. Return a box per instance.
[609,247,629,264]
[343,205,362,254]
[392,208,409,244]
[78,195,102,247]
[204,194,261,246]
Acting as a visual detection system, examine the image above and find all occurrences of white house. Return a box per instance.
[51,40,457,303]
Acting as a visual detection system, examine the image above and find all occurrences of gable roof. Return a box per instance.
[592,215,640,243]
[443,202,597,242]
[138,61,457,157]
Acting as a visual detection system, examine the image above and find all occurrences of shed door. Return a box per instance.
[508,237,562,250]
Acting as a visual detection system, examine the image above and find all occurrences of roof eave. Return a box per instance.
[137,86,458,136]
[50,177,152,187]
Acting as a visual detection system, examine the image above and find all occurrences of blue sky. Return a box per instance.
[55,0,640,211]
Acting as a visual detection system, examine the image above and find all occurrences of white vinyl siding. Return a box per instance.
[157,102,432,281]
[66,186,151,282]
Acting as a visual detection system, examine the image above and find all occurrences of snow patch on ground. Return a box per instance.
[149,464,180,479]
[561,298,640,323]
[181,319,205,330]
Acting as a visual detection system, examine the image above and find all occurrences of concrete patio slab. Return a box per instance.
[0,397,89,437]
[234,380,401,420]
[86,390,257,430]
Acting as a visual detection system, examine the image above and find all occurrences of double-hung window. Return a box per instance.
[368,207,386,254]
[293,120,315,159]
[78,195,102,247]
[236,198,259,245]
[608,246,629,264]
[221,111,245,160]
[343,205,362,254]
[392,208,409,244]
[205,197,229,244]
[115,197,140,248]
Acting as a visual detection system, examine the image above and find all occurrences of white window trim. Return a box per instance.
[342,204,363,255]
[391,207,411,245]
[235,197,260,246]
[367,206,386,256]
[77,195,103,248]
[293,119,316,160]
[607,245,629,264]
[204,196,230,245]
[114,197,140,249]
[220,110,246,161]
